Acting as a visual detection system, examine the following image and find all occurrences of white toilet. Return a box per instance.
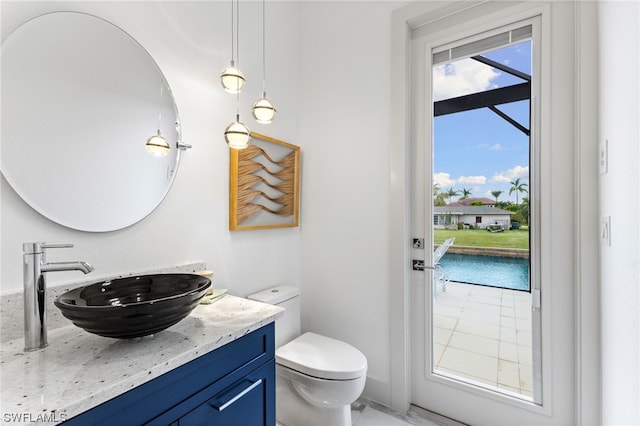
[248,285,367,426]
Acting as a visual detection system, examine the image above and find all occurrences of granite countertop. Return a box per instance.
[0,294,284,424]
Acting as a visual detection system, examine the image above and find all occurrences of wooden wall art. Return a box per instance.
[229,133,300,231]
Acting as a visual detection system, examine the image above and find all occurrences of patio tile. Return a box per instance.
[500,315,517,329]
[516,330,532,347]
[501,292,515,306]
[433,282,533,399]
[449,331,499,357]
[470,285,503,297]
[434,304,463,318]
[438,347,498,383]
[433,343,446,365]
[519,363,533,392]
[498,359,520,388]
[434,313,458,330]
[500,326,518,344]
[463,301,502,316]
[455,318,500,340]
[460,308,502,325]
[516,317,532,332]
[501,304,516,316]
[518,344,533,366]
[465,294,502,307]
[434,326,453,345]
[499,341,519,363]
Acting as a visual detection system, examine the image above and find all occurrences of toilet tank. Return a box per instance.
[248,285,300,348]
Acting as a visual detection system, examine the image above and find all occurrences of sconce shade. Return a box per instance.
[146,130,170,156]
[224,118,251,149]
[252,96,276,124]
[220,65,246,94]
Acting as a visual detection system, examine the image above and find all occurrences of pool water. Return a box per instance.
[438,253,530,291]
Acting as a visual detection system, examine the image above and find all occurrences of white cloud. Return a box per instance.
[489,144,504,151]
[435,173,487,187]
[434,172,456,187]
[433,58,501,101]
[491,165,529,183]
[458,175,486,185]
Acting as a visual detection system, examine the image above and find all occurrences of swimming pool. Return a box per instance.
[438,253,530,291]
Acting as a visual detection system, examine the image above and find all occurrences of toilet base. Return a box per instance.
[276,374,352,426]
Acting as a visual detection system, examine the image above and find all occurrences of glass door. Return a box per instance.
[409,2,576,424]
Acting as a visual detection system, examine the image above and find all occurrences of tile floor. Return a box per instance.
[276,398,456,426]
[433,281,533,397]
[351,399,441,426]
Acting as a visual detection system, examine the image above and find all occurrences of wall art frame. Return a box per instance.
[229,132,300,231]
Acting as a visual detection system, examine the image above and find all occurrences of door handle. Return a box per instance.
[413,259,435,271]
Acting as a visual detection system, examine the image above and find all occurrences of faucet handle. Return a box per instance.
[41,243,74,249]
[23,242,74,254]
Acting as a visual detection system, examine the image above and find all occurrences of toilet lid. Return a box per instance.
[276,332,367,380]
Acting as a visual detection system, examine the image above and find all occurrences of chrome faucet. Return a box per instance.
[23,242,94,351]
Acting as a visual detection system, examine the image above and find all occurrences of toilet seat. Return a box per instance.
[276,332,367,380]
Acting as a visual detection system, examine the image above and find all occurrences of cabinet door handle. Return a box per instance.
[209,378,263,412]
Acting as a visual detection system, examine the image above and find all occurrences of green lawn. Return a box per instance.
[434,228,529,250]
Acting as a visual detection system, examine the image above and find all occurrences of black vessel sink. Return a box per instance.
[54,273,211,339]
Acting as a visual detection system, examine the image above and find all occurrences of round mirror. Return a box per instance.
[1,12,182,232]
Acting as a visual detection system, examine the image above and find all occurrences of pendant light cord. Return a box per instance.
[262,0,266,95]
[235,0,240,117]
[158,83,163,130]
[230,0,235,65]
[236,0,240,69]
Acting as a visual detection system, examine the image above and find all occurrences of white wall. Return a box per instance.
[598,1,640,424]
[1,1,302,298]
[297,1,405,404]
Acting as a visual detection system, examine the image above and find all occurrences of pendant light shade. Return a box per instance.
[224,115,251,149]
[220,62,245,94]
[252,94,276,124]
[146,129,170,156]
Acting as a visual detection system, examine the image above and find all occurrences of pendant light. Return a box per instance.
[224,113,251,149]
[145,83,170,156]
[220,0,245,94]
[224,0,251,149]
[252,0,276,124]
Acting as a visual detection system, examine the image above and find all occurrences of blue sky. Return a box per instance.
[433,41,531,204]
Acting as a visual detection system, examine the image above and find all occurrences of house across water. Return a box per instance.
[433,205,512,229]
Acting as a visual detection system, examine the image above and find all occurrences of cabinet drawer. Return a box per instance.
[178,359,275,426]
[63,324,274,426]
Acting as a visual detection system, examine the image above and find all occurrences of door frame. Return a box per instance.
[389,0,600,423]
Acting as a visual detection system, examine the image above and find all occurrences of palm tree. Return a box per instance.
[491,190,503,204]
[460,188,472,200]
[445,187,460,204]
[509,178,528,205]
[433,184,446,206]
[520,197,530,224]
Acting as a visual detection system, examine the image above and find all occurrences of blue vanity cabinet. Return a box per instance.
[62,324,275,426]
